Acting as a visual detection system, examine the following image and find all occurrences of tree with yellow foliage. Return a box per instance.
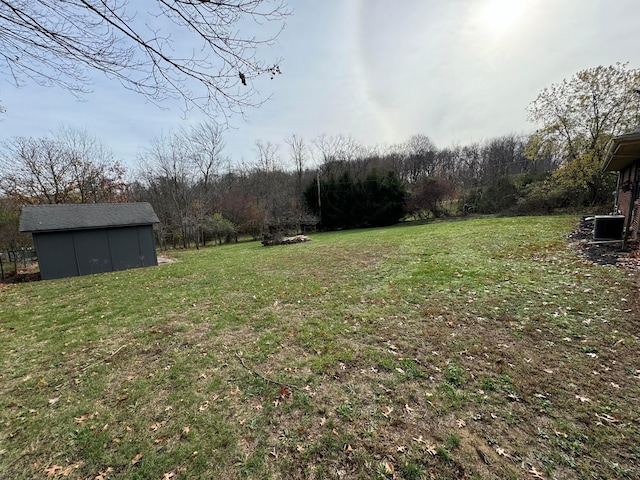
[527,63,640,205]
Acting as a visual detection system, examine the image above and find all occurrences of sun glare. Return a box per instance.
[477,0,530,38]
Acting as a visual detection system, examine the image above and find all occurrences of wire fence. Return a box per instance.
[0,248,37,282]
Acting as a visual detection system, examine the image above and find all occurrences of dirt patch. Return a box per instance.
[568,217,640,268]
[157,255,178,264]
[0,263,41,284]
[0,256,177,285]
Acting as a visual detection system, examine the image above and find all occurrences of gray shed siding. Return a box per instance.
[20,203,159,280]
[34,225,158,280]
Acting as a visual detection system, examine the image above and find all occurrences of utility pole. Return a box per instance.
[316,171,322,221]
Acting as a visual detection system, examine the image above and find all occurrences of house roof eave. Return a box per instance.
[603,130,640,172]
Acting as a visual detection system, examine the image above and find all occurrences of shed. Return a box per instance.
[19,202,160,280]
[603,130,640,241]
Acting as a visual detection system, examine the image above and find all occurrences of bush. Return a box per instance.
[205,213,237,245]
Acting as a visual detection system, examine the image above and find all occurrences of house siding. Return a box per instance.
[617,162,640,238]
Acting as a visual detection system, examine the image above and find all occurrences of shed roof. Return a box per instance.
[603,130,640,172]
[19,202,160,233]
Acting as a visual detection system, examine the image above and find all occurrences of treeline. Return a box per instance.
[0,124,614,253]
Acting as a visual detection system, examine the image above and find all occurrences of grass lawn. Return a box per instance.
[1,216,639,479]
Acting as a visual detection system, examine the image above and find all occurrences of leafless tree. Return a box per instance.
[285,133,307,196]
[252,139,287,227]
[137,132,199,248]
[0,136,70,204]
[312,133,369,178]
[0,128,126,204]
[0,0,289,119]
[58,126,127,203]
[399,134,439,183]
[184,122,226,187]
[254,139,281,173]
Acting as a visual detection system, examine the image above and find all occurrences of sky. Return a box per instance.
[2,0,640,171]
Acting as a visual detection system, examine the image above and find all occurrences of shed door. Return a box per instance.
[108,227,143,271]
[34,232,79,280]
[137,226,158,267]
[74,230,113,275]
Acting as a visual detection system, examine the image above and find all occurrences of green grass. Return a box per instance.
[1,216,639,479]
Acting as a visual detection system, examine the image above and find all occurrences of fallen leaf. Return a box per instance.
[149,422,162,431]
[475,447,490,464]
[279,386,292,399]
[595,412,619,423]
[94,467,113,480]
[48,397,60,406]
[44,465,63,477]
[380,461,394,474]
[131,453,143,465]
[457,419,466,428]
[182,425,190,435]
[528,465,545,478]
[575,394,591,403]
[75,413,91,424]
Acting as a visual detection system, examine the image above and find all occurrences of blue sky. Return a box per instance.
[2,0,640,171]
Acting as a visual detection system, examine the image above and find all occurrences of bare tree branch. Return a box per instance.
[0,0,289,120]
